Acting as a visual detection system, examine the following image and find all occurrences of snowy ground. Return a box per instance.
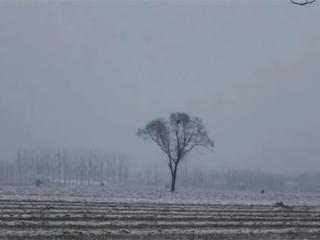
[1,185,320,205]
[0,185,320,239]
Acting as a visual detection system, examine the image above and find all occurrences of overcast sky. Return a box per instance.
[0,1,319,174]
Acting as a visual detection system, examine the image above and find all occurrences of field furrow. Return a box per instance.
[0,199,320,239]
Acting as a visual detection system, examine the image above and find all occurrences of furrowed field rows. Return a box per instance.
[2,215,320,222]
[0,199,318,210]
[0,200,320,239]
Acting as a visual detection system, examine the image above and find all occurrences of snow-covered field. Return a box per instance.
[0,185,320,239]
[1,185,320,205]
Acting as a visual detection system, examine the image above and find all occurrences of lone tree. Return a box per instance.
[137,112,214,192]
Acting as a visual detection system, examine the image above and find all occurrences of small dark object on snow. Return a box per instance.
[274,201,291,209]
[35,179,41,187]
[261,189,265,195]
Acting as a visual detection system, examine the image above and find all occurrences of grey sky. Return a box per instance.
[0,1,319,174]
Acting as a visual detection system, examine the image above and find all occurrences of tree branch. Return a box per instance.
[175,125,181,162]
[168,161,174,175]
[150,136,170,159]
[181,143,202,158]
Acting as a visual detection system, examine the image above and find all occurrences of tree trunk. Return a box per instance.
[170,164,178,192]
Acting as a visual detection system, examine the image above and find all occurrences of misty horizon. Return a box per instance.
[1,1,320,176]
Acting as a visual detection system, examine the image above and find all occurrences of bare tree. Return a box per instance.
[290,0,316,5]
[137,112,214,192]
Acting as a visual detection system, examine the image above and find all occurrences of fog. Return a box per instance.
[0,1,319,176]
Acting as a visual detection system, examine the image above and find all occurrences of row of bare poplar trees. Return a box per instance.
[0,150,129,186]
[0,149,313,192]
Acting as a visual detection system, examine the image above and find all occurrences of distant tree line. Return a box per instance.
[132,165,320,193]
[0,149,129,186]
[0,149,319,192]
[178,167,286,191]
[135,165,286,192]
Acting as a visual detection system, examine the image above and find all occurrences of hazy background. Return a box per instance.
[0,1,319,175]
